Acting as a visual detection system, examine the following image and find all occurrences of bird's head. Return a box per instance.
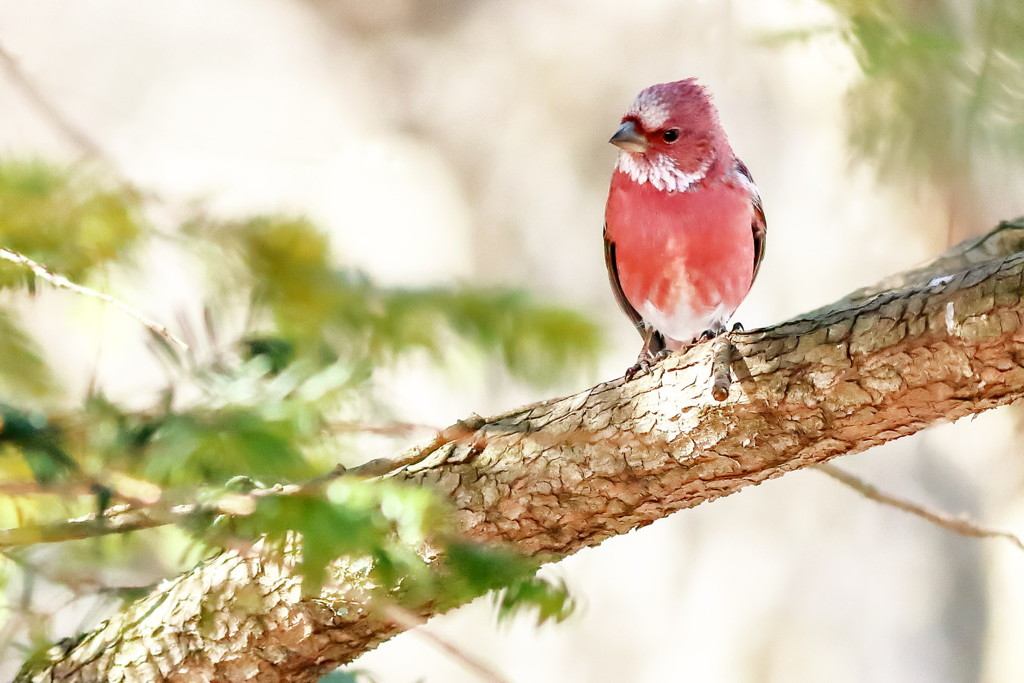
[609,79,726,192]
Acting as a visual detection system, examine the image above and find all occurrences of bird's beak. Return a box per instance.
[609,120,648,154]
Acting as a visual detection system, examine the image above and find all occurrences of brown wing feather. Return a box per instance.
[735,159,767,283]
[604,223,646,339]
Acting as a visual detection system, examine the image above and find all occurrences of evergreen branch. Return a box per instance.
[0,412,485,547]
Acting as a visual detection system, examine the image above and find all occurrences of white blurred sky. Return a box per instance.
[1,1,1023,681]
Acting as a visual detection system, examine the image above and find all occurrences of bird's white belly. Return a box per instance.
[637,296,733,347]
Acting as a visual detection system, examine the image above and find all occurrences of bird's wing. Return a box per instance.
[735,159,767,283]
[603,223,646,339]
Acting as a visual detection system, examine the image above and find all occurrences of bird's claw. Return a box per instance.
[623,361,647,381]
[623,348,672,381]
[695,321,745,344]
[696,326,726,343]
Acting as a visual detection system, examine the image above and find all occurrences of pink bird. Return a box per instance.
[603,79,766,378]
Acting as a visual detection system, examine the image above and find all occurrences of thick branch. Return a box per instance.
[20,218,1024,682]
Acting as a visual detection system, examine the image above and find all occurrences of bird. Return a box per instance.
[603,78,766,379]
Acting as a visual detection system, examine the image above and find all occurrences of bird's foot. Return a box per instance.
[623,362,645,381]
[696,324,728,344]
[624,348,672,381]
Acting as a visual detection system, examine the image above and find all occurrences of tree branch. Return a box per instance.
[19,217,1024,682]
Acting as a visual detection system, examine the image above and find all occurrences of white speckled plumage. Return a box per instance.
[624,88,671,131]
[615,150,711,193]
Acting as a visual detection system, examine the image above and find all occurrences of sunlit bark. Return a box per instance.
[20,218,1024,683]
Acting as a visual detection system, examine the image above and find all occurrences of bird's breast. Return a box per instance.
[605,171,756,342]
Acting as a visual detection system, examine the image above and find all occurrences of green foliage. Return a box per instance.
[220,478,575,624]
[813,1,1024,189]
[0,158,597,668]
[0,310,53,400]
[387,288,601,387]
[189,216,602,385]
[74,393,318,489]
[0,160,143,285]
[0,160,141,405]
[241,479,449,595]
[142,408,316,487]
[448,541,575,624]
[444,540,538,594]
[497,575,575,626]
[242,336,296,374]
[0,404,75,484]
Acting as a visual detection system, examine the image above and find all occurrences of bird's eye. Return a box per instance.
[662,128,681,143]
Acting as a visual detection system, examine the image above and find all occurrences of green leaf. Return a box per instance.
[248,492,389,594]
[144,409,315,486]
[0,404,76,483]
[496,576,576,626]
[380,287,603,386]
[242,336,296,374]
[444,541,538,594]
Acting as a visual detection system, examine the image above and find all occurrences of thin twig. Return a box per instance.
[380,604,512,683]
[0,472,319,548]
[326,420,439,437]
[0,43,109,164]
[0,247,189,352]
[345,414,487,478]
[0,37,189,242]
[0,503,179,547]
[817,463,1024,552]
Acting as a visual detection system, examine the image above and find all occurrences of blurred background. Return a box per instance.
[1,0,1023,681]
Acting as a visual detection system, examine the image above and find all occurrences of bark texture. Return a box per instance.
[21,218,1024,682]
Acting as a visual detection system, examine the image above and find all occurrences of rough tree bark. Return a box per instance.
[19,218,1024,682]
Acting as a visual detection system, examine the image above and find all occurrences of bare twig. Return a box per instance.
[0,503,178,548]
[326,420,439,437]
[380,604,512,683]
[817,463,1024,552]
[346,414,488,477]
[0,247,188,352]
[0,43,109,164]
[0,481,84,497]
[0,468,332,547]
